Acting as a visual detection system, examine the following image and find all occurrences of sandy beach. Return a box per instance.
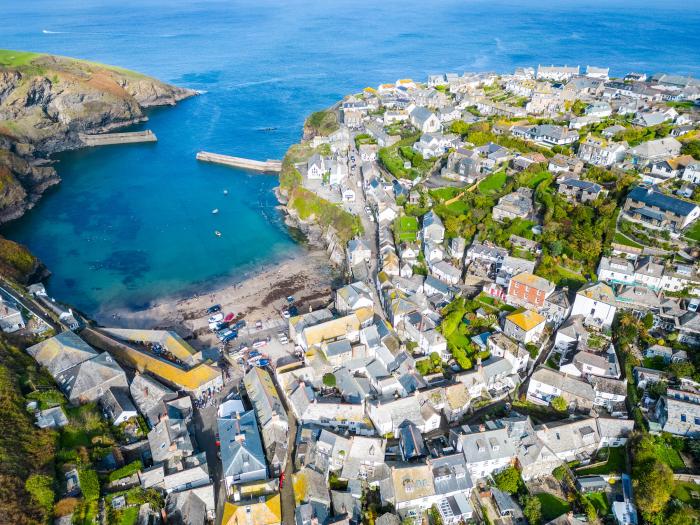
[102,249,339,346]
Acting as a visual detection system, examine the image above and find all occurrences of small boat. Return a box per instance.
[215,230,222,237]
[223,189,229,195]
[212,208,219,214]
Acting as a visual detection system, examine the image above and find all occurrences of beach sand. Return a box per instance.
[104,249,339,346]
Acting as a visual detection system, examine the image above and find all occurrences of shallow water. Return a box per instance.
[1,0,699,314]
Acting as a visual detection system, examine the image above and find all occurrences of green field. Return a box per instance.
[654,441,686,470]
[576,447,627,475]
[585,492,611,517]
[613,231,644,248]
[685,221,700,243]
[535,493,571,522]
[478,170,507,194]
[395,215,419,241]
[0,49,42,67]
[673,481,700,508]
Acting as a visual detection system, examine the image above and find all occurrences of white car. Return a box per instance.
[208,313,224,323]
[252,340,267,349]
[279,337,289,345]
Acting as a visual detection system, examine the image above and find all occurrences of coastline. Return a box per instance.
[98,246,338,347]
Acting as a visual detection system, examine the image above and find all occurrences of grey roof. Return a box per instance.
[130,373,177,427]
[457,427,515,464]
[430,453,473,495]
[630,187,698,216]
[325,339,352,357]
[27,331,98,377]
[531,366,595,402]
[218,410,267,481]
[147,418,193,464]
[100,387,137,421]
[399,421,427,460]
[55,352,127,402]
[559,178,602,192]
[165,489,207,525]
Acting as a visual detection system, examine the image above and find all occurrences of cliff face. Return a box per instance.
[0,49,195,282]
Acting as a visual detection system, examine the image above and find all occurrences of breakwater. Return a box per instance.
[196,151,282,173]
[79,130,157,146]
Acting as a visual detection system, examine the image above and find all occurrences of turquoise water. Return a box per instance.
[1,0,699,315]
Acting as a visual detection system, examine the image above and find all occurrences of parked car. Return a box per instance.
[255,320,263,329]
[252,340,267,349]
[209,313,224,323]
[207,304,221,314]
[232,320,247,330]
[281,310,290,319]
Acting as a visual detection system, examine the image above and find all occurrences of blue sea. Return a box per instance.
[1,0,699,317]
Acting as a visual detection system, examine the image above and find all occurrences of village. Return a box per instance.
[5,63,700,525]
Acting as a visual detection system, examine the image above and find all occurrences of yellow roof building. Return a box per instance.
[221,495,281,525]
[506,309,545,332]
[84,328,221,394]
[300,311,364,349]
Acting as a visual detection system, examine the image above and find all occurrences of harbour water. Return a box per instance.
[1,0,699,314]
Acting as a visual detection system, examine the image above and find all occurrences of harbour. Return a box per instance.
[78,129,157,146]
[196,151,282,173]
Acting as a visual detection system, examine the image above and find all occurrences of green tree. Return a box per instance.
[322,373,336,388]
[669,361,695,380]
[633,435,675,520]
[522,495,542,524]
[493,466,523,494]
[551,396,568,412]
[642,312,654,330]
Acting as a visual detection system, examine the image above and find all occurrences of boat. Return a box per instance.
[223,189,229,195]
[212,208,219,214]
[215,230,222,237]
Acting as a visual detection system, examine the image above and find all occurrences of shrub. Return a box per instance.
[551,396,568,412]
[322,373,336,388]
[25,474,55,514]
[54,497,79,517]
[108,460,143,482]
[493,466,523,494]
[78,468,100,502]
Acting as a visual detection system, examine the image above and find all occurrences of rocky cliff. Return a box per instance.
[0,49,195,281]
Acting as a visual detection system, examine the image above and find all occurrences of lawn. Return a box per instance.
[478,170,507,194]
[117,506,139,525]
[685,221,700,243]
[0,49,42,67]
[535,493,571,522]
[584,492,611,517]
[395,215,419,241]
[613,231,644,249]
[431,187,461,201]
[673,481,700,508]
[576,447,627,475]
[654,441,686,470]
[378,133,426,180]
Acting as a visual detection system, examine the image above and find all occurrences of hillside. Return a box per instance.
[0,49,195,281]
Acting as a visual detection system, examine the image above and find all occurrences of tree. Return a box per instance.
[551,396,568,412]
[642,312,654,330]
[522,495,542,525]
[669,361,695,380]
[493,466,523,494]
[322,373,336,388]
[633,436,675,519]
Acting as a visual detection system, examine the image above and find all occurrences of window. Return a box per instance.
[681,414,687,423]
[694,417,700,426]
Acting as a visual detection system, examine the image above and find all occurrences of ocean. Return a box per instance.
[1,0,699,316]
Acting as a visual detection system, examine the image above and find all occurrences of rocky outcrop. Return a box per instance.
[0,51,195,224]
[0,50,195,282]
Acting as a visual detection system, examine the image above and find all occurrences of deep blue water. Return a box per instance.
[1,0,699,315]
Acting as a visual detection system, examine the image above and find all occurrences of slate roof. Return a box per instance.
[55,352,127,402]
[531,367,595,402]
[27,331,98,377]
[627,187,697,217]
[130,373,177,427]
[218,410,267,481]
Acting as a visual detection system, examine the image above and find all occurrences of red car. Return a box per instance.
[224,313,235,323]
[279,472,285,489]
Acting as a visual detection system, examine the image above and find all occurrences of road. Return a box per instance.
[0,278,59,332]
